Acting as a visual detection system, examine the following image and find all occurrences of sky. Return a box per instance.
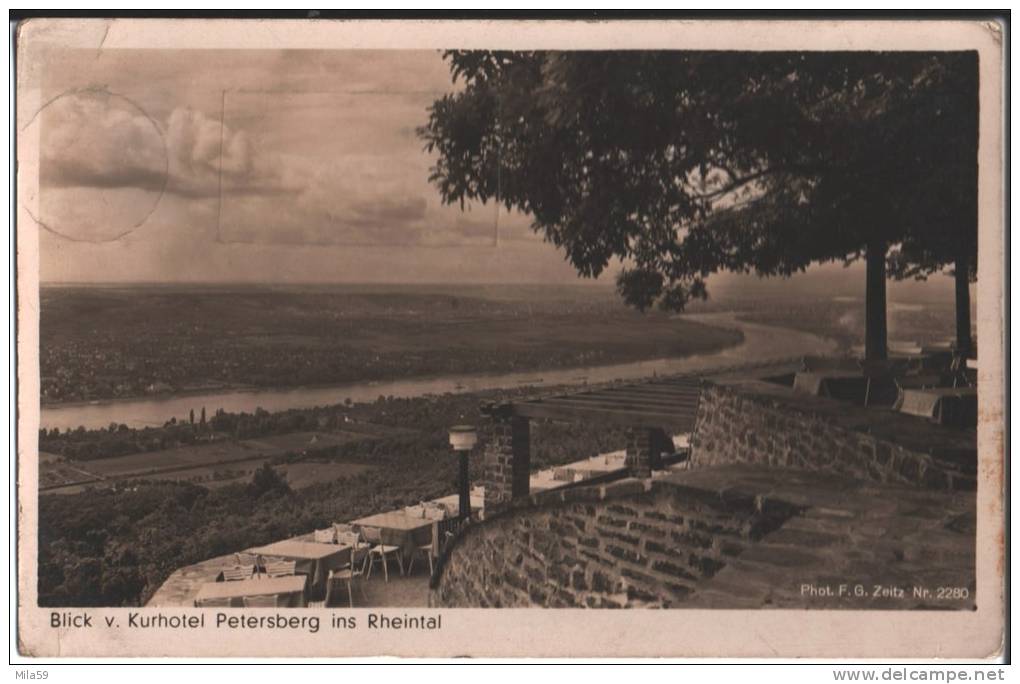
[26,47,958,301]
[31,49,585,284]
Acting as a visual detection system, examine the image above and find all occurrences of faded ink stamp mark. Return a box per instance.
[22,86,168,243]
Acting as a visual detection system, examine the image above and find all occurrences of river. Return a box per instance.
[39,312,836,432]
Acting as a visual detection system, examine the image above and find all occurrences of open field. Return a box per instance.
[41,460,374,495]
[40,284,744,403]
[39,430,375,493]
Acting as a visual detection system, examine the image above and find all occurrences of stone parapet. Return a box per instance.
[429,465,975,610]
[690,380,976,491]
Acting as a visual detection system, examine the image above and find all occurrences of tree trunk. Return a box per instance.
[954,254,973,357]
[864,240,888,361]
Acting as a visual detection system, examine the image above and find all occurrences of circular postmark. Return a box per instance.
[20,86,168,243]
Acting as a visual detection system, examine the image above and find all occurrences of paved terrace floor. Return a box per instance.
[664,464,976,609]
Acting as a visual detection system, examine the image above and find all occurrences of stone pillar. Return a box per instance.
[625,427,670,478]
[480,404,531,513]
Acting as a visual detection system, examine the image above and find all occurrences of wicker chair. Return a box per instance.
[234,552,257,566]
[313,527,337,544]
[221,565,254,582]
[264,560,297,578]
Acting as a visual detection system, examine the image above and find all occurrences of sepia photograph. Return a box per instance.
[13,16,1005,659]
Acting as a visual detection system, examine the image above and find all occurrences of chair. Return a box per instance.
[404,505,425,519]
[337,531,360,546]
[892,374,951,412]
[409,516,470,576]
[234,552,257,566]
[308,571,335,609]
[242,594,278,607]
[334,523,354,537]
[423,506,446,522]
[858,358,910,408]
[351,538,371,571]
[406,527,436,577]
[221,565,254,582]
[948,354,974,388]
[313,527,337,544]
[310,562,367,609]
[360,525,403,582]
[265,560,297,577]
[336,531,371,572]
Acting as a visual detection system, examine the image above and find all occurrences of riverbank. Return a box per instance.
[40,313,837,432]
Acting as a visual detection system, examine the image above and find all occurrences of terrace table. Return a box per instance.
[793,371,870,403]
[895,387,978,428]
[193,574,308,608]
[351,511,434,557]
[246,540,352,596]
[429,492,484,518]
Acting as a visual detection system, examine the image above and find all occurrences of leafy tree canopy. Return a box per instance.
[420,50,978,312]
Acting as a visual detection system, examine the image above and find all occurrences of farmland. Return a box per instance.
[40,283,744,404]
[39,430,376,494]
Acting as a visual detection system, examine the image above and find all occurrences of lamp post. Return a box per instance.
[448,425,477,519]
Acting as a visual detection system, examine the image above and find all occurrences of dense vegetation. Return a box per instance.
[40,285,743,403]
[38,389,628,606]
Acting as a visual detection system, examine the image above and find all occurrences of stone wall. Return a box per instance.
[430,477,799,608]
[429,466,976,610]
[690,381,975,491]
[430,373,977,609]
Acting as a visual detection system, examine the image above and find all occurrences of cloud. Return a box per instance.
[38,89,167,193]
[39,91,301,201]
[164,107,301,198]
[34,56,526,250]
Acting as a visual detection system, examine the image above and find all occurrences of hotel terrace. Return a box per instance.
[148,351,977,611]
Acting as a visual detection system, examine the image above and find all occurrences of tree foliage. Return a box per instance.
[420,51,979,313]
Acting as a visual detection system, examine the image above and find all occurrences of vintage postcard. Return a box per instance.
[14,17,1005,658]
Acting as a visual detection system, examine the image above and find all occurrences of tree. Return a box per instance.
[250,463,290,498]
[419,51,979,360]
[886,53,979,356]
